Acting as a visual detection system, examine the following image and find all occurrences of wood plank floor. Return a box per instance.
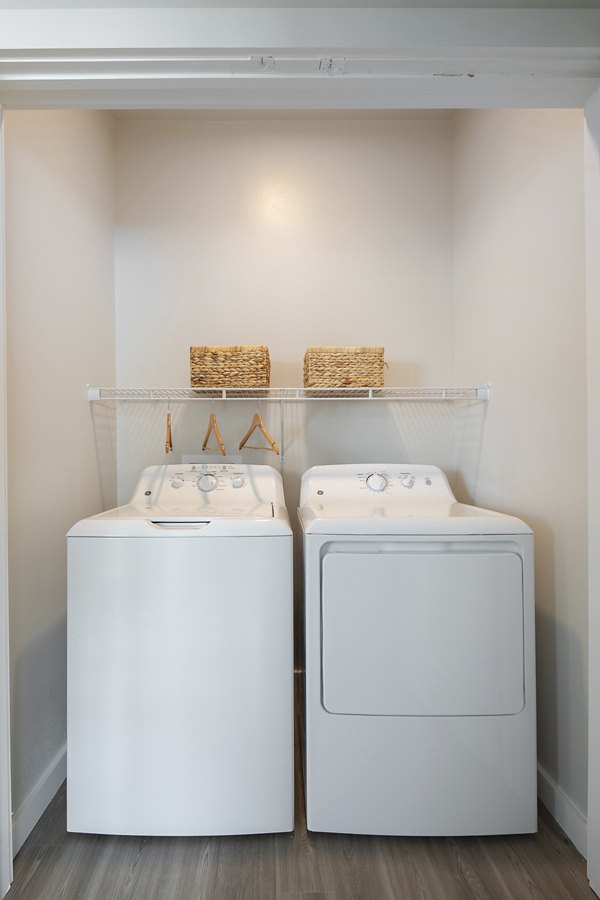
[6,678,597,900]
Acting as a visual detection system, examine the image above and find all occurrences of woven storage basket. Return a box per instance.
[190,345,270,388]
[303,346,384,388]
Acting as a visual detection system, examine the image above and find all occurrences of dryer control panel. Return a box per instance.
[130,463,285,506]
[300,464,457,509]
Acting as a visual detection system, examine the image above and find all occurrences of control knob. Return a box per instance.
[197,473,218,492]
[366,473,388,493]
[402,475,415,489]
[170,477,184,490]
[231,477,244,489]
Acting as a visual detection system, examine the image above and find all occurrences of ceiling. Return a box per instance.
[0,0,597,8]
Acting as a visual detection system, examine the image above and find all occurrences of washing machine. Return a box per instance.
[67,463,293,836]
[299,463,536,836]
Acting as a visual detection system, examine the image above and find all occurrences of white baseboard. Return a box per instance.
[538,763,588,858]
[11,744,66,856]
[4,752,590,863]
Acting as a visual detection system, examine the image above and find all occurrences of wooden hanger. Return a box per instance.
[239,411,279,455]
[165,411,173,453]
[202,411,226,456]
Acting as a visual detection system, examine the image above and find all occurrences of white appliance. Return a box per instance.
[67,463,293,836]
[299,463,536,836]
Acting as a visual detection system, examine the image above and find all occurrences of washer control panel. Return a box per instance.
[131,463,282,505]
[365,473,388,493]
[159,465,248,496]
[301,464,456,507]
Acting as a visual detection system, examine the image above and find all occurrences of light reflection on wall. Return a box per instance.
[252,177,307,232]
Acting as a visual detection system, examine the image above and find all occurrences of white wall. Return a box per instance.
[0,107,13,896]
[585,86,600,892]
[1,107,590,859]
[115,117,454,390]
[114,116,457,502]
[453,109,588,849]
[4,110,117,850]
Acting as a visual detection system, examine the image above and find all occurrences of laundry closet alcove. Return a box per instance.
[0,37,598,893]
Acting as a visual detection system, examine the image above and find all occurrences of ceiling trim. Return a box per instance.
[0,8,599,109]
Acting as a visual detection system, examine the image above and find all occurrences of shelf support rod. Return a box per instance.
[280,398,285,466]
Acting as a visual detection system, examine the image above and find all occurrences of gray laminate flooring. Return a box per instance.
[6,678,597,900]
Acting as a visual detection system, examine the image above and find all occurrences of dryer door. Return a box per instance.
[321,549,524,716]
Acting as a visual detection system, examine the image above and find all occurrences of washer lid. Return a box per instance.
[91,501,277,519]
[68,502,292,537]
[68,462,292,537]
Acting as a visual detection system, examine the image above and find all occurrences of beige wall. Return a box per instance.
[453,109,588,827]
[4,110,117,839]
[114,117,457,506]
[585,84,600,895]
[115,118,454,391]
[2,107,590,853]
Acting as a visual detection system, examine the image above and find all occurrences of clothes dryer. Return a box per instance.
[68,463,293,836]
[299,464,536,836]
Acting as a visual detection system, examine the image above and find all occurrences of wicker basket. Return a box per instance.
[190,345,270,388]
[303,346,384,388]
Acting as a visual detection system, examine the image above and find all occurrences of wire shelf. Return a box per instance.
[87,385,490,402]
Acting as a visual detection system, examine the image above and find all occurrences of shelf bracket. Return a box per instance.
[280,397,285,466]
